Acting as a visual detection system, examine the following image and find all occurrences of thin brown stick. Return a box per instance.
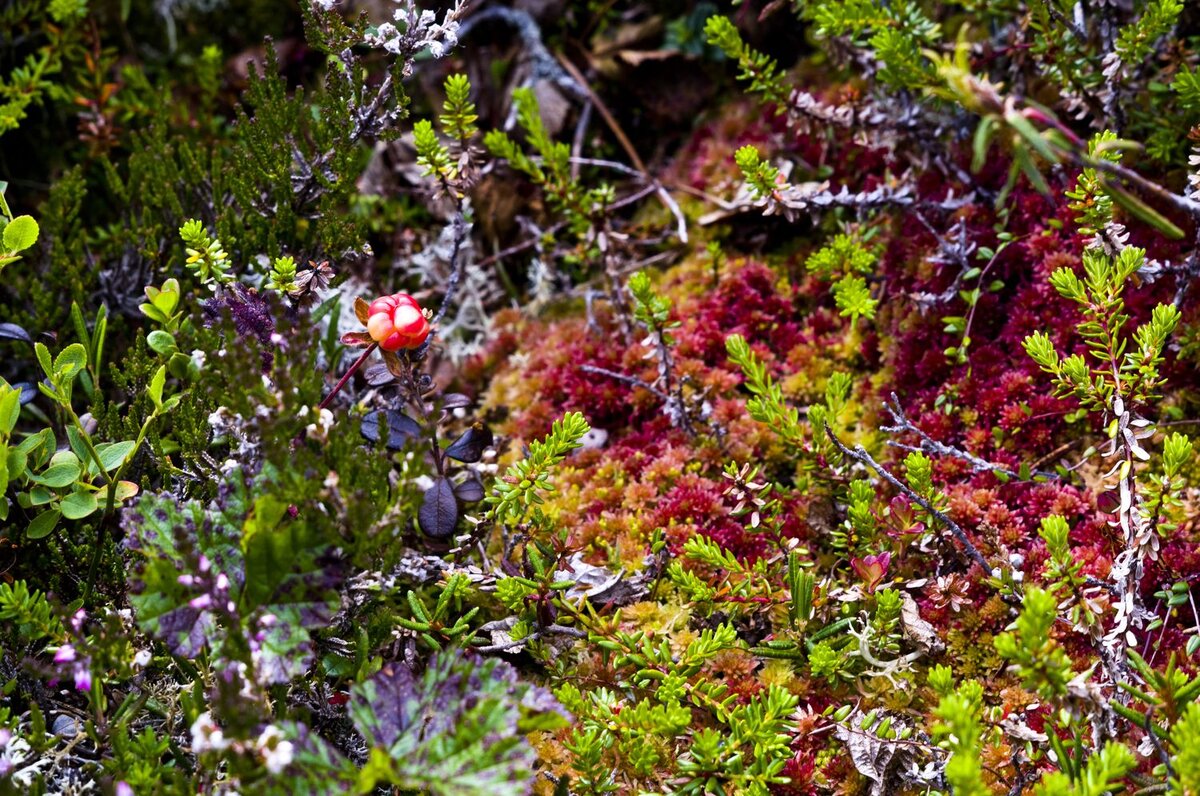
[555,53,646,174]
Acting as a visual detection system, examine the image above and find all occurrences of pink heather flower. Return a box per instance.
[73,664,92,692]
[54,644,76,664]
[850,552,892,594]
[116,782,134,796]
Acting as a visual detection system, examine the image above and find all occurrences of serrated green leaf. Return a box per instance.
[34,342,52,378]
[53,344,87,382]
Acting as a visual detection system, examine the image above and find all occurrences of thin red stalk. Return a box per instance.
[318,342,377,412]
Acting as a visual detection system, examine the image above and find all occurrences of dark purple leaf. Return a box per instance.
[363,363,395,386]
[454,475,485,503]
[361,410,422,450]
[155,605,216,658]
[14,382,37,405]
[0,323,32,343]
[441,393,472,410]
[445,424,493,463]
[353,662,422,748]
[419,476,459,538]
[347,649,569,795]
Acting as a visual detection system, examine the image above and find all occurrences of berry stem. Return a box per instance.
[318,342,378,412]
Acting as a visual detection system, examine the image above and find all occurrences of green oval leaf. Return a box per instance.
[61,490,99,520]
[149,365,166,409]
[0,386,20,435]
[97,440,137,473]
[6,447,27,483]
[146,330,178,356]
[34,460,81,488]
[3,215,39,252]
[26,509,61,540]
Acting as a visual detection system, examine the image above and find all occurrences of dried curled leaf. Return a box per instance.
[340,330,374,347]
[900,592,944,654]
[354,296,371,325]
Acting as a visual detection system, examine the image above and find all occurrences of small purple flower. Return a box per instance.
[73,664,92,692]
[116,782,134,796]
[189,594,213,610]
[54,644,76,664]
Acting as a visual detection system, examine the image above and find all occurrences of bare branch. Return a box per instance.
[881,393,1060,481]
[824,426,995,576]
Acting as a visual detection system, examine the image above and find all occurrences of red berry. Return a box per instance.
[366,293,430,351]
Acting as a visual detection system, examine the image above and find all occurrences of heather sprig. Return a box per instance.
[831,274,878,325]
[932,682,990,796]
[994,587,1074,700]
[1023,246,1181,412]
[487,411,590,524]
[724,334,804,449]
[179,219,232,287]
[734,145,784,201]
[703,16,788,107]
[268,255,298,295]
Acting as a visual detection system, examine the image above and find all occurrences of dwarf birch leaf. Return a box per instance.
[3,215,38,252]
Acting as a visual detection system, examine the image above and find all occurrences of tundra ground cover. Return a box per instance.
[2,1,1200,794]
